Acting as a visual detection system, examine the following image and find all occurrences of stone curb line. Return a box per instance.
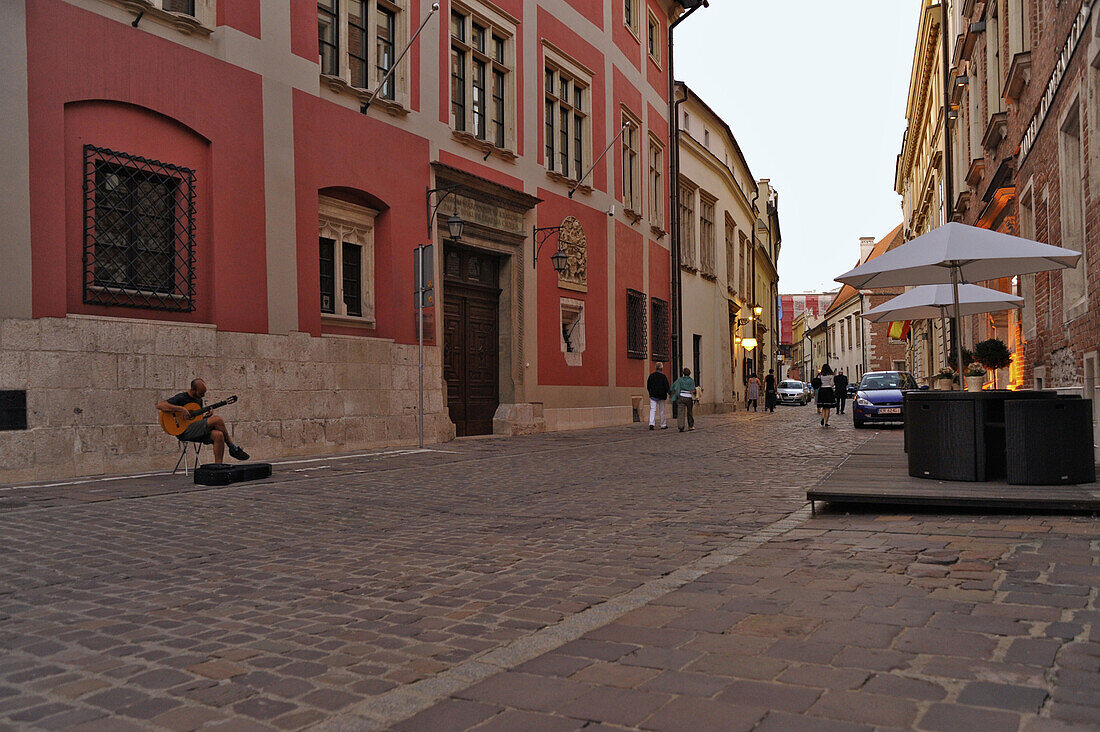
[314,502,814,731]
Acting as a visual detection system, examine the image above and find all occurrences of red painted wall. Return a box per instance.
[289,0,315,61]
[615,223,645,388]
[217,0,261,39]
[536,189,608,387]
[537,9,608,194]
[613,0,642,70]
[648,239,671,360]
[26,0,268,333]
[292,90,431,344]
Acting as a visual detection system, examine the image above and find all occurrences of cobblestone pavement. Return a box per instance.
[1,406,1097,731]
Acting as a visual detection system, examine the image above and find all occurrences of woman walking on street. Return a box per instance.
[745,374,761,412]
[816,364,837,427]
[670,368,697,432]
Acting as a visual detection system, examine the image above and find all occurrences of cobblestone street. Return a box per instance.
[2,407,1098,731]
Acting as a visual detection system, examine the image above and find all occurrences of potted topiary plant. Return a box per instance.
[964,363,986,392]
[973,338,1012,389]
[935,367,956,391]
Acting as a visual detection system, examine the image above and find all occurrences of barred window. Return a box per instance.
[162,0,196,14]
[83,145,196,312]
[651,297,670,362]
[626,289,647,359]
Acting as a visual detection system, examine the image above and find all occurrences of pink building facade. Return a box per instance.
[0,0,685,482]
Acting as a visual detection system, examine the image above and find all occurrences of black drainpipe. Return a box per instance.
[667,1,707,376]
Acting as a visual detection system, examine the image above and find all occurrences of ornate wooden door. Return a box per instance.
[443,247,500,437]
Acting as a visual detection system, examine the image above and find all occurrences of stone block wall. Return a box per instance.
[0,315,454,484]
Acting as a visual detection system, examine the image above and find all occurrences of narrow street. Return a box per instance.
[2,407,1097,731]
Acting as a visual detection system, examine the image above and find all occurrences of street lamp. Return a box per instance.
[532,225,570,274]
[445,213,464,240]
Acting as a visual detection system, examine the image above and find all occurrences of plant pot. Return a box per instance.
[935,378,954,391]
[965,375,985,392]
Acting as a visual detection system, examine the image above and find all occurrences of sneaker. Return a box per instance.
[660,425,668,430]
[228,444,250,461]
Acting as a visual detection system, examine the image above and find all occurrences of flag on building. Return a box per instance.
[888,320,911,340]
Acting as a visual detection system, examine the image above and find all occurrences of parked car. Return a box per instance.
[777,380,809,405]
[804,382,816,401]
[852,371,926,427]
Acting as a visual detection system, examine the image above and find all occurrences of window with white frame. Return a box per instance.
[648,136,663,227]
[678,178,696,269]
[319,0,406,101]
[624,0,638,35]
[647,11,660,64]
[699,192,716,278]
[319,196,377,324]
[451,5,513,149]
[621,112,640,213]
[544,57,589,180]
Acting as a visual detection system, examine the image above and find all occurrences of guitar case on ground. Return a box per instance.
[194,463,234,486]
[194,462,272,485]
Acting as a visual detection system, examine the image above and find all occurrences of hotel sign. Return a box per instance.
[1019,2,1093,163]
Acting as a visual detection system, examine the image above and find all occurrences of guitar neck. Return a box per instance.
[190,398,231,418]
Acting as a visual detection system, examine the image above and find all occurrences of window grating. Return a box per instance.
[651,297,670,362]
[83,145,196,312]
[626,288,647,359]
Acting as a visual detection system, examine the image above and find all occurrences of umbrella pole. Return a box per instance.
[951,266,964,379]
[939,308,950,378]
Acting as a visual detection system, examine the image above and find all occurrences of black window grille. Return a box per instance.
[651,297,670,362]
[626,289,647,359]
[83,145,196,312]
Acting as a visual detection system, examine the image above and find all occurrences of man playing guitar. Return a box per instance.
[157,379,249,463]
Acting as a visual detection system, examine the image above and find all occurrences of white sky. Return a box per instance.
[675,0,923,294]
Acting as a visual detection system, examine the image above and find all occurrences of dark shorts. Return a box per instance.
[179,418,214,444]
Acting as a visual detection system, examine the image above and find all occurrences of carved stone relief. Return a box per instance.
[556,216,588,292]
[1050,347,1077,387]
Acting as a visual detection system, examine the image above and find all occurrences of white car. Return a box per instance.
[777,380,809,405]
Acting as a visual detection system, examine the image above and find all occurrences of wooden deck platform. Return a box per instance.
[808,430,1100,513]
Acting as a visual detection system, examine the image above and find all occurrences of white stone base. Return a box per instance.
[543,405,633,432]
[493,402,546,435]
[0,315,454,484]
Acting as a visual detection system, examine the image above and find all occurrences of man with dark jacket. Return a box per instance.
[646,363,672,430]
[835,370,850,414]
[764,369,777,412]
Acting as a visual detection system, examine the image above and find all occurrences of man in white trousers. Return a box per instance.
[646,362,672,430]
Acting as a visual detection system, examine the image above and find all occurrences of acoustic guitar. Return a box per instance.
[160,395,238,437]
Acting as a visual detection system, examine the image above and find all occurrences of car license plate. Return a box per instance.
[880,408,901,415]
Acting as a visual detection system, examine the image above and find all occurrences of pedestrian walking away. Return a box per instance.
[834,370,849,415]
[764,369,777,412]
[646,362,671,430]
[670,368,697,431]
[746,373,761,412]
[811,374,822,414]
[816,363,837,427]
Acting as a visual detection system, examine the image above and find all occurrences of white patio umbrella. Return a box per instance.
[861,284,1023,374]
[837,222,1082,376]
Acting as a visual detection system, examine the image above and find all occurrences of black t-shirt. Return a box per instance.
[646,372,671,399]
[765,374,776,391]
[166,392,201,409]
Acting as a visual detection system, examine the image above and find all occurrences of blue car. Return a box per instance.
[852,371,924,428]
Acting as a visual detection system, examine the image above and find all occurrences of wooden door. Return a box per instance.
[443,248,500,437]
